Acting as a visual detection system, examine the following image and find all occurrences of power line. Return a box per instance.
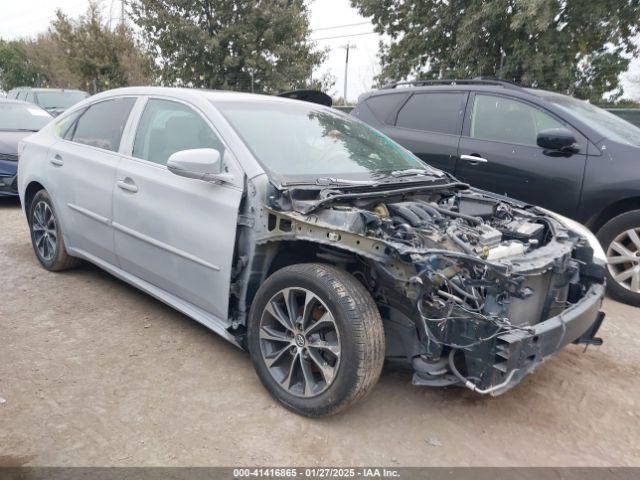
[312,31,377,41]
[311,21,369,32]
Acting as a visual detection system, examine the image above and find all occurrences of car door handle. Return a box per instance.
[117,178,138,193]
[50,154,64,166]
[460,154,488,164]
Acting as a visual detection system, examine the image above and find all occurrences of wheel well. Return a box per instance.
[24,181,45,213]
[589,197,640,233]
[242,241,361,310]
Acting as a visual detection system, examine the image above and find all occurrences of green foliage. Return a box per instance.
[0,1,152,93]
[128,0,331,93]
[351,0,640,101]
[47,2,153,92]
[0,40,40,90]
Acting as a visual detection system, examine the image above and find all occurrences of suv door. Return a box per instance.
[112,97,243,320]
[383,91,467,173]
[455,93,587,217]
[46,97,136,264]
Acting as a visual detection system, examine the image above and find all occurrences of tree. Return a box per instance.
[48,2,153,92]
[351,0,640,101]
[0,1,152,93]
[128,0,330,93]
[0,40,40,91]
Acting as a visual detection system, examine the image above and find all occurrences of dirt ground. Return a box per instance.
[0,196,638,467]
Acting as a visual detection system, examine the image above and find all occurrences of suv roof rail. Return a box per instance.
[381,77,523,90]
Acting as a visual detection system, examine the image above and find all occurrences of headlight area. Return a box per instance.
[372,242,605,397]
[540,208,607,265]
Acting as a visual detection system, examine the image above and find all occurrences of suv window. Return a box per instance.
[470,94,565,146]
[365,93,408,123]
[132,99,224,165]
[68,98,135,152]
[25,92,34,102]
[395,92,466,135]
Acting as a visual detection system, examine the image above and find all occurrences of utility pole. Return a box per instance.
[340,42,356,105]
[121,0,126,28]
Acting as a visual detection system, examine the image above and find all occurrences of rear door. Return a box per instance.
[112,97,244,320]
[455,93,587,217]
[46,97,136,264]
[383,91,467,173]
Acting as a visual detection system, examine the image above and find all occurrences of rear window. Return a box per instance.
[365,93,408,123]
[396,92,467,135]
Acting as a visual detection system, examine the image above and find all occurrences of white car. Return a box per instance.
[18,87,606,416]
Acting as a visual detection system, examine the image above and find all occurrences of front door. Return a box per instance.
[455,93,586,217]
[112,98,243,320]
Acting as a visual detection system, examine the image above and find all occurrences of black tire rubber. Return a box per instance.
[248,263,385,417]
[28,189,81,272]
[596,209,640,307]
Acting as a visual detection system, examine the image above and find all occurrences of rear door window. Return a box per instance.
[395,92,467,135]
[68,98,135,152]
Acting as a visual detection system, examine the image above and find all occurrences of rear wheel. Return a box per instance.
[597,210,640,306]
[248,263,385,417]
[28,190,81,271]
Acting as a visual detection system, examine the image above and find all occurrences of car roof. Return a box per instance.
[9,87,88,94]
[88,86,337,109]
[359,81,577,105]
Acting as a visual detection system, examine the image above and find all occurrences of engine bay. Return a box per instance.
[240,181,606,395]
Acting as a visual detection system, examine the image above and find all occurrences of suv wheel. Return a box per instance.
[248,263,385,417]
[597,209,640,306]
[28,190,81,271]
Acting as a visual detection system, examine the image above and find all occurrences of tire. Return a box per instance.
[247,263,385,417]
[597,209,640,306]
[28,189,81,272]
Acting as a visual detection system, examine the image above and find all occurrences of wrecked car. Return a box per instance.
[18,88,606,417]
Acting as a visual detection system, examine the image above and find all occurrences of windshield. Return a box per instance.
[0,102,52,131]
[36,91,88,109]
[214,99,430,181]
[542,92,640,147]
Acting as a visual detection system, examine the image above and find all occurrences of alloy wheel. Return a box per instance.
[606,227,640,293]
[259,287,341,398]
[32,201,57,262]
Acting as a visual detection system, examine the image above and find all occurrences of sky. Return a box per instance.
[1,0,638,102]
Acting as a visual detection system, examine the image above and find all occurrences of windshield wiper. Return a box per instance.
[315,177,379,186]
[388,168,439,178]
[1,128,38,132]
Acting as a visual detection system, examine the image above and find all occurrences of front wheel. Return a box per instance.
[597,209,640,306]
[248,263,385,417]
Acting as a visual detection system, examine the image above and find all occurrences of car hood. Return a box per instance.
[0,131,33,155]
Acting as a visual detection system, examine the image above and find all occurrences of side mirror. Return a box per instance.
[167,148,233,183]
[537,128,578,152]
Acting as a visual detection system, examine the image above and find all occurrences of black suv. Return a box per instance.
[352,79,640,306]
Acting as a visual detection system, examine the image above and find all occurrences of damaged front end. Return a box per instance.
[247,179,606,396]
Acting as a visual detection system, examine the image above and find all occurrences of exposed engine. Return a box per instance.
[364,193,547,262]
